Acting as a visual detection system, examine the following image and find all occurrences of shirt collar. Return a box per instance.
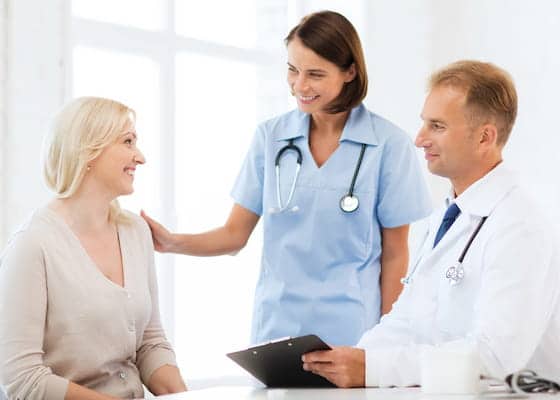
[446,162,519,217]
[339,104,378,145]
[274,104,379,145]
[274,110,309,141]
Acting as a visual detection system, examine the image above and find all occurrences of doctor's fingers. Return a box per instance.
[303,361,337,375]
[307,368,355,389]
[303,346,363,364]
[301,350,333,363]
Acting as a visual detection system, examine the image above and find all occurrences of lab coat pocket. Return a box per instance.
[435,267,478,337]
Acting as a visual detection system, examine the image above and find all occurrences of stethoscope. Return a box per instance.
[401,214,488,286]
[269,139,367,214]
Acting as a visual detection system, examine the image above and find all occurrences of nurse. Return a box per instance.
[142,10,432,346]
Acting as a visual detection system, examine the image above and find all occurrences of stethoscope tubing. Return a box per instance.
[274,163,301,213]
[401,214,489,285]
[273,138,367,213]
[273,139,302,213]
[348,144,366,197]
[275,139,302,166]
[457,216,488,262]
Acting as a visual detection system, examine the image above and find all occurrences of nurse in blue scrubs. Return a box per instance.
[142,10,432,346]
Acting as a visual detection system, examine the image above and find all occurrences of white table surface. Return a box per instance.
[154,385,540,400]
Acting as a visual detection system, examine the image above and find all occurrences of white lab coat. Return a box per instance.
[357,163,560,387]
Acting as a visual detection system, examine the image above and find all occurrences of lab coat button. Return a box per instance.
[119,371,126,380]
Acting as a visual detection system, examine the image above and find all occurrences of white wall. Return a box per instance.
[365,0,560,214]
[0,3,559,247]
[0,0,6,245]
[1,1,559,252]
[1,0,67,246]
[427,0,560,220]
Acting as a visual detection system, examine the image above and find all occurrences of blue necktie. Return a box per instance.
[433,203,461,248]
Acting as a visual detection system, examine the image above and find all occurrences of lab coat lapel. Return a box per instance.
[415,211,471,276]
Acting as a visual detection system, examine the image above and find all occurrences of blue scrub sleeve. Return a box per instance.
[376,132,432,228]
[230,125,266,216]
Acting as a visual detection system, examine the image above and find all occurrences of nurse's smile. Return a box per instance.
[297,95,320,105]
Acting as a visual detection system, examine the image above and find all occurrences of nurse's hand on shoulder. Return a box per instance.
[302,347,365,388]
[140,210,176,252]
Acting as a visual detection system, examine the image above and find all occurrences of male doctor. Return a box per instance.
[302,60,560,387]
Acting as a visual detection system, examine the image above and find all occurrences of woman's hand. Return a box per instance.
[140,210,176,253]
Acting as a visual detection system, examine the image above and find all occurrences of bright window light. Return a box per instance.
[175,0,257,48]
[173,52,259,379]
[72,0,164,31]
[72,46,161,214]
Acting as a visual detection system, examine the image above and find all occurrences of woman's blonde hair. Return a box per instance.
[43,96,135,222]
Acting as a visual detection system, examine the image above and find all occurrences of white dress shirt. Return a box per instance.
[357,163,560,387]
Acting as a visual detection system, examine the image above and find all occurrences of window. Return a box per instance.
[70,0,291,380]
[72,0,164,31]
[72,46,162,214]
[173,52,259,378]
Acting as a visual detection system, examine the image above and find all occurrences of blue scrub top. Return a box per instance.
[231,104,432,346]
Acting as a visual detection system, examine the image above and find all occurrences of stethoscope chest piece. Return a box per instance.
[445,263,465,286]
[340,194,359,213]
[272,138,367,214]
[402,216,489,287]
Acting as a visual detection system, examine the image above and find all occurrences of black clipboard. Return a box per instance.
[226,334,335,388]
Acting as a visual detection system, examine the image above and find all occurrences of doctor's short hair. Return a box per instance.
[285,10,368,114]
[428,60,518,145]
[43,96,135,222]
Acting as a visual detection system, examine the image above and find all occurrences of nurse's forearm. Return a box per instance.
[169,228,249,256]
[380,255,408,314]
[169,204,260,256]
[379,225,410,314]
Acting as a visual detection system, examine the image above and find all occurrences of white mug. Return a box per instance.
[421,344,481,394]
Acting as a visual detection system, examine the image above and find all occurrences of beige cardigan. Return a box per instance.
[0,207,177,399]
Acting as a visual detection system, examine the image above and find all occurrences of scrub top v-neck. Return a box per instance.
[231,104,432,345]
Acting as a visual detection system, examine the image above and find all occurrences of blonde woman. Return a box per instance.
[0,97,187,399]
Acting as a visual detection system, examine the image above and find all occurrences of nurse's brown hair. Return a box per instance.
[285,11,368,114]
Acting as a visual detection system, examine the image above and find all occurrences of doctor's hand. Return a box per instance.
[302,346,365,388]
[140,210,176,253]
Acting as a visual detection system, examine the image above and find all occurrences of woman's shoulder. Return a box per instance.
[7,207,60,243]
[0,207,56,265]
[118,210,153,245]
[119,209,149,232]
